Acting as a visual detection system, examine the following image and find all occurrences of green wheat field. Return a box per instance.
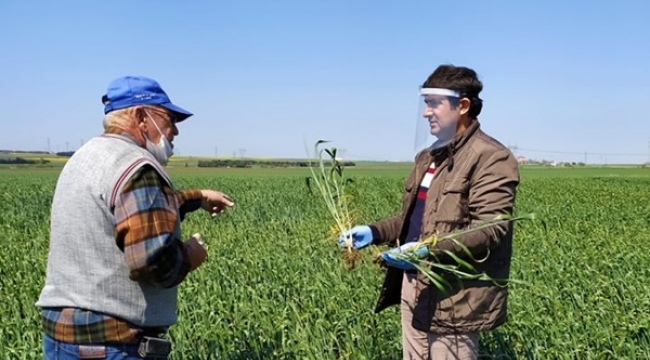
[1,163,649,359]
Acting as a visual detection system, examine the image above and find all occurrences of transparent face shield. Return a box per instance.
[414,88,461,153]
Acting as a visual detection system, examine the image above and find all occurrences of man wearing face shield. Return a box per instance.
[340,65,520,359]
[36,76,235,359]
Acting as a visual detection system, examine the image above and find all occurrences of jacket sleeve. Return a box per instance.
[433,149,519,259]
[369,216,402,246]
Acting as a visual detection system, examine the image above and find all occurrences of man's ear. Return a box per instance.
[458,98,471,116]
[135,107,147,129]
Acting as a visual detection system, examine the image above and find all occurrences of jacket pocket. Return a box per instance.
[437,178,470,225]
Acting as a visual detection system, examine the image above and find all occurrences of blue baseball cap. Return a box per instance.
[101,76,193,122]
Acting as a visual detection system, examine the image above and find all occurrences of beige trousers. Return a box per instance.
[401,272,479,360]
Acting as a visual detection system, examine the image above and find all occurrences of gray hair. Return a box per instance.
[102,107,138,131]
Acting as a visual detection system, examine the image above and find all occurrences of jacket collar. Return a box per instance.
[430,120,480,155]
[418,120,481,171]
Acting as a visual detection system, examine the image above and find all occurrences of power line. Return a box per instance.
[517,147,648,157]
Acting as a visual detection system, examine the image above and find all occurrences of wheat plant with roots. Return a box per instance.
[306,139,536,289]
[306,140,361,269]
[374,213,536,293]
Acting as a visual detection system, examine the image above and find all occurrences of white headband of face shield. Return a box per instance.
[419,88,461,98]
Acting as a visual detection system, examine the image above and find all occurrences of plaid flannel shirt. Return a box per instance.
[42,164,203,344]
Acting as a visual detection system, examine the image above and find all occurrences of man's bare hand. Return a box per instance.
[184,233,207,271]
[200,190,235,217]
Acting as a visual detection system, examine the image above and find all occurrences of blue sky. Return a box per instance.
[1,1,649,164]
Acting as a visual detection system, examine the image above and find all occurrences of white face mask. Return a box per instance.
[143,110,174,165]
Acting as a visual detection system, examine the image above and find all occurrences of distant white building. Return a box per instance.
[516,156,528,165]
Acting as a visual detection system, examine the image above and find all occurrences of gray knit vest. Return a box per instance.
[36,134,181,327]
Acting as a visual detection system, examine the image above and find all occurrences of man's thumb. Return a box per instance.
[192,233,204,246]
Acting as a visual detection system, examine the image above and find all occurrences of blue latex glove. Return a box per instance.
[338,225,373,250]
[380,242,429,271]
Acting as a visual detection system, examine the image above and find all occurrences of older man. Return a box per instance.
[36,76,234,359]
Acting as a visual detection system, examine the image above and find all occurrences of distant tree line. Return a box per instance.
[197,159,356,168]
[0,150,74,157]
[0,157,50,165]
[55,151,75,157]
[0,150,51,154]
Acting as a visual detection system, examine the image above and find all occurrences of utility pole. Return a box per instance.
[47,138,51,153]
[584,152,587,165]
